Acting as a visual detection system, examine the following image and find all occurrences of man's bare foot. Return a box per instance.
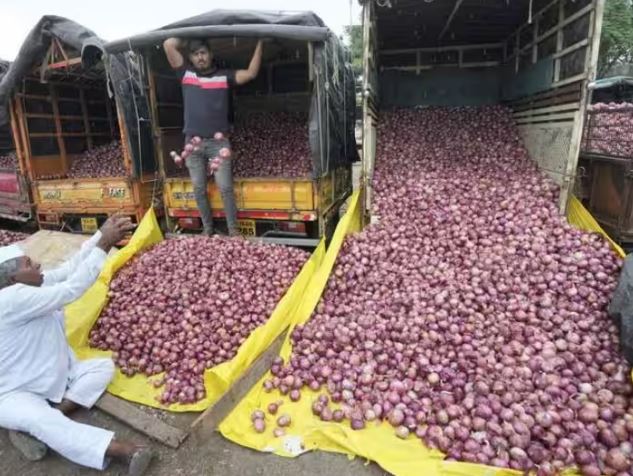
[53,398,80,416]
[8,430,47,461]
[106,440,155,476]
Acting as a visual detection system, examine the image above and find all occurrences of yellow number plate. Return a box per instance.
[237,219,256,237]
[81,217,98,233]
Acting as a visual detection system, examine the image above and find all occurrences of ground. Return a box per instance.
[0,406,387,476]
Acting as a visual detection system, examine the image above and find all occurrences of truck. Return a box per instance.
[0,59,34,223]
[104,10,358,246]
[359,0,605,222]
[577,76,633,247]
[0,17,161,234]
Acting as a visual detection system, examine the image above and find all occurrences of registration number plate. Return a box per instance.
[237,219,256,237]
[81,217,98,233]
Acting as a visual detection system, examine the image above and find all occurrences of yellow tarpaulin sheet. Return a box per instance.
[220,192,624,476]
[567,195,626,258]
[65,208,325,412]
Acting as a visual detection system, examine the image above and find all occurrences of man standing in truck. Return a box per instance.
[163,37,264,236]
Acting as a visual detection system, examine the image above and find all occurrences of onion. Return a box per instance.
[0,151,18,171]
[253,419,265,433]
[273,428,286,438]
[267,402,281,415]
[67,141,126,178]
[395,426,409,439]
[91,237,307,405]
[276,414,291,428]
[266,106,628,473]
[605,448,631,471]
[231,112,312,178]
[0,229,29,247]
[333,410,345,422]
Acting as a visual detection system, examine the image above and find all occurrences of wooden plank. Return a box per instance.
[554,39,589,59]
[29,132,110,138]
[96,393,188,449]
[516,111,576,124]
[552,73,587,88]
[9,99,28,179]
[190,332,286,441]
[507,3,594,61]
[513,102,580,118]
[379,42,504,55]
[513,92,582,112]
[49,85,68,175]
[507,81,582,107]
[48,57,82,70]
[16,93,51,101]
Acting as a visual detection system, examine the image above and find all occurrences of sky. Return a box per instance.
[0,1,361,60]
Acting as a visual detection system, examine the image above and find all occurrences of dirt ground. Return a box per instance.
[0,406,387,476]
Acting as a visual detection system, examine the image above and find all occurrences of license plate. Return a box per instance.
[81,217,98,233]
[237,219,256,237]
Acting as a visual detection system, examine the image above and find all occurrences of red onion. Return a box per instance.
[67,141,125,178]
[273,428,285,438]
[90,236,307,405]
[583,103,633,157]
[267,401,281,415]
[332,409,345,422]
[0,229,28,246]
[276,414,291,427]
[266,106,630,473]
[232,112,311,178]
[0,151,17,171]
[253,418,265,433]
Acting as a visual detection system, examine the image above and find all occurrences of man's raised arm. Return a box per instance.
[235,40,264,85]
[163,37,185,69]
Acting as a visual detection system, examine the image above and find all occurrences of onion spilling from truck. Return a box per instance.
[255,106,631,475]
[89,236,308,405]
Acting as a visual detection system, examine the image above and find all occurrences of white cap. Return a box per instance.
[0,244,24,266]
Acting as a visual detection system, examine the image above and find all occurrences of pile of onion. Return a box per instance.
[67,141,126,178]
[262,106,631,475]
[583,102,633,157]
[232,112,312,178]
[90,236,308,405]
[0,229,28,246]
[0,152,17,171]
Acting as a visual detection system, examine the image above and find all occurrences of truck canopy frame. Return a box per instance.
[104,9,358,180]
[359,0,605,215]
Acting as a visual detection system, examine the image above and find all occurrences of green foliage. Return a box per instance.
[344,25,363,76]
[599,0,633,76]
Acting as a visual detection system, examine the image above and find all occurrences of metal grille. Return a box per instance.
[582,104,633,159]
[518,123,573,185]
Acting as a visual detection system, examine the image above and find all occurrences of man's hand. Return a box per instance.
[97,215,136,252]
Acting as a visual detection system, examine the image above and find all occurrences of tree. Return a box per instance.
[598,0,633,77]
[344,25,363,77]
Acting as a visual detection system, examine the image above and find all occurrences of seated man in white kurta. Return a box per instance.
[0,216,154,475]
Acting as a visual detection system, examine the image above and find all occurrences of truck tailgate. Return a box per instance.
[165,178,315,211]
